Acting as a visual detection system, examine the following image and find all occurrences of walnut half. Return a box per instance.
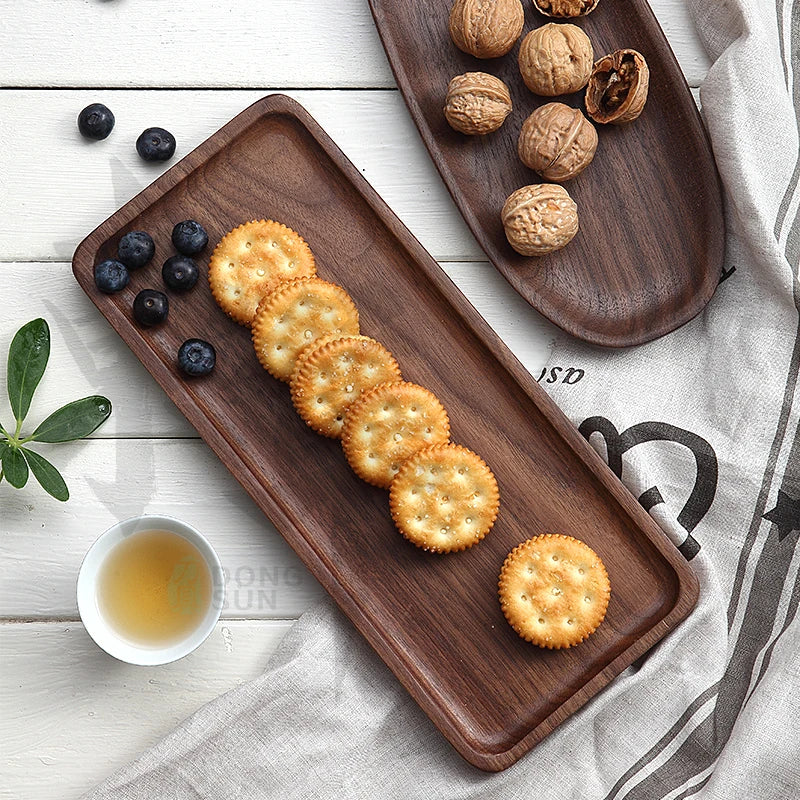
[585,49,650,124]
[449,0,525,59]
[501,184,579,256]
[533,0,600,17]
[444,72,513,135]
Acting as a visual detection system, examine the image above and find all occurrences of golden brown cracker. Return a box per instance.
[290,335,402,438]
[252,277,360,382]
[498,534,610,648]
[341,381,450,489]
[389,443,499,553]
[209,219,316,326]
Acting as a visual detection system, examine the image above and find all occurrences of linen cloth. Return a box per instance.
[86,0,800,797]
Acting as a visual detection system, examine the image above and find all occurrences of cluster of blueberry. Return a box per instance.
[78,102,177,163]
[94,221,216,377]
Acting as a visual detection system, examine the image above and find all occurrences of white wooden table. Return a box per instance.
[0,3,709,796]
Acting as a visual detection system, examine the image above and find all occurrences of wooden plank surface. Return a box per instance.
[0,438,324,619]
[0,263,557,438]
[0,90,478,263]
[0,620,293,800]
[0,0,709,89]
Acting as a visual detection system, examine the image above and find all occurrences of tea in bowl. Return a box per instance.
[77,514,225,665]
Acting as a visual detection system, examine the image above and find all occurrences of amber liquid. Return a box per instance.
[97,529,213,647]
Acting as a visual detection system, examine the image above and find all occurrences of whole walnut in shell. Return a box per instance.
[533,0,600,17]
[501,184,578,256]
[449,0,525,59]
[518,102,597,181]
[444,72,513,135]
[586,49,650,124]
[518,23,593,96]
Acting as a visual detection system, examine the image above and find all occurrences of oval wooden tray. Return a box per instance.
[368,0,725,347]
[73,95,698,771]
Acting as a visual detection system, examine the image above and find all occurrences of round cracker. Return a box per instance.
[498,534,610,649]
[252,277,360,382]
[290,335,402,439]
[341,381,450,489]
[209,219,316,326]
[389,443,499,553]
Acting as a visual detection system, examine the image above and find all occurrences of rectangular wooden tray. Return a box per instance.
[73,95,699,772]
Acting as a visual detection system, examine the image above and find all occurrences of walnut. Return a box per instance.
[449,0,525,59]
[532,0,600,17]
[518,23,593,96]
[518,102,597,181]
[501,184,578,255]
[444,72,513,135]
[586,49,650,124]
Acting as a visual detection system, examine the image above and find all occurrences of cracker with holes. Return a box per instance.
[498,534,610,649]
[341,381,450,488]
[209,219,316,326]
[252,277,360,381]
[290,335,402,438]
[389,443,499,553]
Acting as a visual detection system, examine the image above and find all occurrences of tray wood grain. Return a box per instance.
[369,0,725,347]
[73,95,699,771]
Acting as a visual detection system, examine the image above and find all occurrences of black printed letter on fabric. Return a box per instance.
[577,418,719,560]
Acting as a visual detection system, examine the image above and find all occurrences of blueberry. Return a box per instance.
[178,339,216,377]
[171,220,208,255]
[118,231,155,269]
[162,255,200,291]
[94,259,129,293]
[78,103,115,140]
[136,127,176,162]
[133,289,169,326]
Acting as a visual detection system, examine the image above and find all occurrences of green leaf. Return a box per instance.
[2,445,29,488]
[0,440,7,483]
[22,448,69,501]
[7,319,50,424]
[30,396,112,443]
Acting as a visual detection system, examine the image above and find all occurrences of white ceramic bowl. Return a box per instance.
[77,514,225,666]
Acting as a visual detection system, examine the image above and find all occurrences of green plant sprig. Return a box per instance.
[1,319,112,502]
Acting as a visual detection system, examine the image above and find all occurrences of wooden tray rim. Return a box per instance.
[72,94,700,771]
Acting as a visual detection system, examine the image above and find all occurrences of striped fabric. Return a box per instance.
[85,1,800,797]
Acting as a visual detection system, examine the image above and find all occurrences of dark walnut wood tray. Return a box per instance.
[73,95,699,771]
[369,0,725,347]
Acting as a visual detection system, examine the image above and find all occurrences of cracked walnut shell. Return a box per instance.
[501,184,578,256]
[449,0,525,59]
[444,72,513,135]
[518,23,593,96]
[518,102,597,181]
[586,49,650,124]
[532,0,600,17]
